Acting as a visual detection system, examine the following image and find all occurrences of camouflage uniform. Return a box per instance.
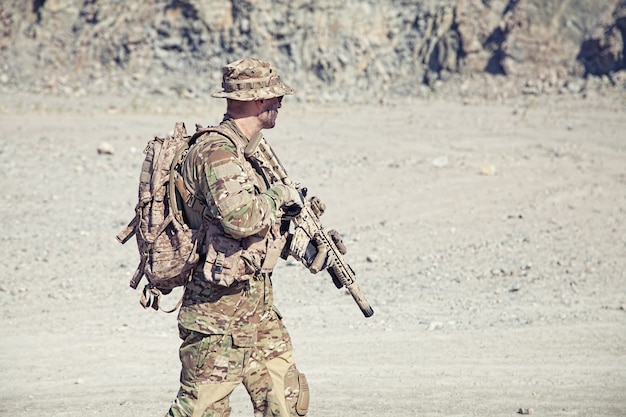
[166,59,307,417]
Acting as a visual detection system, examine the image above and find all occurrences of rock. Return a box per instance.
[577,0,626,77]
[97,142,115,155]
[427,321,444,331]
[479,165,496,176]
[0,0,624,100]
[565,79,584,93]
[366,255,378,263]
[432,156,449,168]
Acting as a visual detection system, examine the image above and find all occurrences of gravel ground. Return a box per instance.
[1,91,625,417]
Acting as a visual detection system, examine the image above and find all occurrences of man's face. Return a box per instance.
[258,96,283,129]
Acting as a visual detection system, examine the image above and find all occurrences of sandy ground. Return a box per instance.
[1,91,625,417]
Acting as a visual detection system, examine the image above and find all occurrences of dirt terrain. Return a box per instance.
[0,91,625,417]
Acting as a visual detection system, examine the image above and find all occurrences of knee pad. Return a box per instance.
[295,372,309,416]
[284,365,309,416]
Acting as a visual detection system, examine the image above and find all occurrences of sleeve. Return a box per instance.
[192,135,286,239]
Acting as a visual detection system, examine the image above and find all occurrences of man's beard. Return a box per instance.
[261,109,278,129]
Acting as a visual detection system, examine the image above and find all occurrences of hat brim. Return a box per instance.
[211,82,294,101]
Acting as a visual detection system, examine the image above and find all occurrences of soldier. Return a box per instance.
[166,58,309,417]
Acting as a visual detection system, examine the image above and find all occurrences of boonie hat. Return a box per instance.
[211,58,294,101]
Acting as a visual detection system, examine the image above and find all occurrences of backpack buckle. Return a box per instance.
[215,252,225,273]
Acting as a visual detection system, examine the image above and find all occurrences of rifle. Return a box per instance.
[246,134,374,318]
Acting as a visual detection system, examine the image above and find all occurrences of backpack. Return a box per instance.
[117,122,204,312]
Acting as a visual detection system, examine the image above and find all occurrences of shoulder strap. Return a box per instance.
[191,125,240,148]
[169,125,242,226]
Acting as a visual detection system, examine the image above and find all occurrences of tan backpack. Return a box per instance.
[117,122,204,311]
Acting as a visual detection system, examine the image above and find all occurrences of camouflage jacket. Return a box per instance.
[177,116,287,342]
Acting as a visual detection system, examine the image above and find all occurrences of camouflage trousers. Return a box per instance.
[166,312,308,417]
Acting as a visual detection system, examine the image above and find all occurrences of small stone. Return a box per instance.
[480,165,496,176]
[97,142,115,155]
[432,156,449,168]
[427,321,443,331]
[565,80,583,93]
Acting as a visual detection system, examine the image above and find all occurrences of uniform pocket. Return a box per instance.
[203,235,245,287]
[179,332,218,385]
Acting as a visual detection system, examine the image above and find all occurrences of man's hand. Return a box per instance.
[278,184,304,209]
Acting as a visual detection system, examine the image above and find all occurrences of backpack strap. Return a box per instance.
[168,144,193,228]
[116,215,138,244]
[192,125,240,150]
[140,285,184,313]
[168,125,240,227]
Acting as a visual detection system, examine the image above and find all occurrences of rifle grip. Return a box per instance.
[309,236,328,274]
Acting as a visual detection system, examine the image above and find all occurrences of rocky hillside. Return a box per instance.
[1,0,625,101]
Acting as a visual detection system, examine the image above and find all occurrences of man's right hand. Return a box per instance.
[279,184,304,209]
[276,184,304,218]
